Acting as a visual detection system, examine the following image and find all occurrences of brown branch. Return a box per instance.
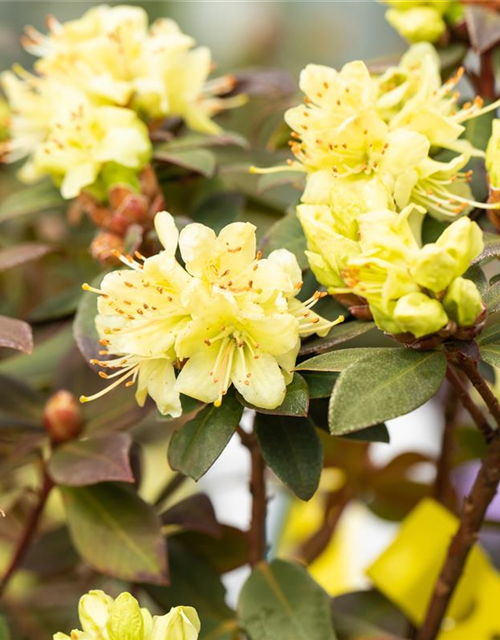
[237,425,267,566]
[445,366,493,443]
[0,466,53,599]
[434,378,459,511]
[417,354,500,640]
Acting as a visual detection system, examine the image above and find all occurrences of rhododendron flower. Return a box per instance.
[80,212,191,417]
[174,220,342,409]
[53,589,200,640]
[81,212,341,413]
[26,97,151,199]
[21,4,237,134]
[380,1,463,44]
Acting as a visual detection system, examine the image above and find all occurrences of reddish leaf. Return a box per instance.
[162,494,221,538]
[0,243,54,272]
[0,316,33,354]
[48,433,134,486]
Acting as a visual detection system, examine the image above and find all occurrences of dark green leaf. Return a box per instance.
[480,342,500,368]
[168,394,243,481]
[73,274,105,363]
[176,525,248,574]
[0,374,44,428]
[483,280,500,312]
[463,264,488,295]
[238,559,337,640]
[0,315,33,354]
[238,373,309,417]
[193,192,245,233]
[341,423,390,444]
[48,433,134,486]
[300,371,338,399]
[62,483,168,584]
[28,286,82,322]
[329,350,446,434]
[0,181,64,223]
[300,321,376,356]
[421,217,448,245]
[259,210,308,270]
[154,148,217,177]
[0,243,54,272]
[478,322,500,345]
[256,414,322,501]
[146,537,236,640]
[297,348,394,372]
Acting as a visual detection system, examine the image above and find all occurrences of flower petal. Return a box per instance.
[233,347,286,409]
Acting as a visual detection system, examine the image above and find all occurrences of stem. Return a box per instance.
[445,365,493,443]
[477,50,496,101]
[433,379,459,511]
[417,355,500,640]
[237,425,267,566]
[0,467,53,598]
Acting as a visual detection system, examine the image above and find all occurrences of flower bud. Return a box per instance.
[393,292,448,338]
[90,231,124,265]
[435,217,484,277]
[152,606,201,640]
[443,277,483,328]
[43,390,83,444]
[386,6,447,43]
[107,592,144,640]
[79,590,114,635]
[486,119,500,190]
[410,244,456,292]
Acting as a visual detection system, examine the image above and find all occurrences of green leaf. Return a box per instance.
[154,130,247,151]
[176,525,248,574]
[238,559,337,640]
[162,494,221,538]
[192,192,245,234]
[256,414,322,501]
[463,264,488,295]
[329,350,446,434]
[73,274,106,363]
[478,322,500,345]
[341,423,390,444]
[480,342,500,369]
[48,433,134,486]
[28,286,82,322]
[238,373,309,417]
[0,615,10,640]
[168,394,243,481]
[0,181,64,223]
[0,315,33,354]
[61,483,168,584]
[153,148,217,177]
[296,348,394,372]
[472,232,500,265]
[301,371,338,399]
[0,373,44,428]
[146,537,235,640]
[483,280,500,312]
[300,321,376,356]
[259,210,308,270]
[0,243,53,272]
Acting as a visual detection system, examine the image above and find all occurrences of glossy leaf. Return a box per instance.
[0,243,53,272]
[62,483,168,584]
[300,321,376,356]
[238,373,309,417]
[296,348,393,372]
[256,414,322,500]
[168,394,243,481]
[329,350,446,434]
[0,181,64,222]
[48,433,134,486]
[153,148,216,177]
[238,559,337,640]
[0,316,33,354]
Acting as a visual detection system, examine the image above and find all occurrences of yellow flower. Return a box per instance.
[80,212,191,417]
[53,589,200,640]
[26,96,151,199]
[22,5,234,134]
[386,5,447,43]
[174,220,342,409]
[486,119,500,189]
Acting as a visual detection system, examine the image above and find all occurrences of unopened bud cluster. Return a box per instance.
[381,1,464,44]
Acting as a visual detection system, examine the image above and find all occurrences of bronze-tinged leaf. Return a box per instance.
[0,316,33,354]
[162,494,221,538]
[48,433,134,486]
[0,243,54,272]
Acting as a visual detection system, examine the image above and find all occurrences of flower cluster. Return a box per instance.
[1,5,236,199]
[381,1,464,44]
[54,589,200,640]
[81,212,341,416]
[300,202,484,339]
[258,43,495,341]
